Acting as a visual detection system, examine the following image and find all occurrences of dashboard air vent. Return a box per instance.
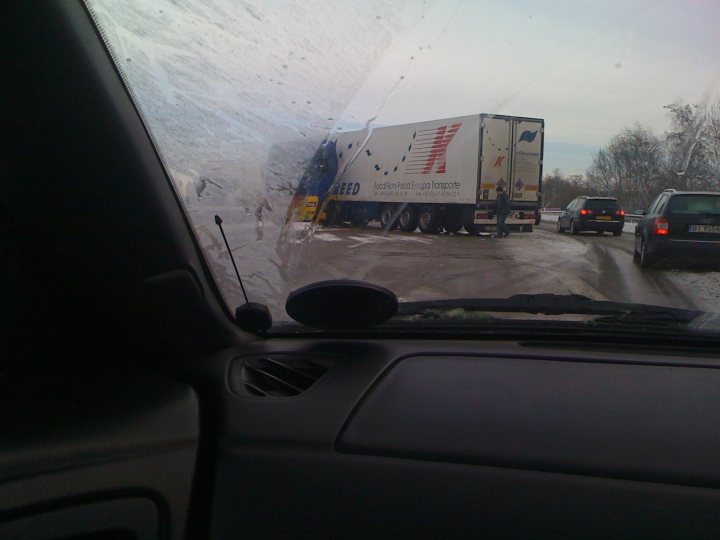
[236,355,335,397]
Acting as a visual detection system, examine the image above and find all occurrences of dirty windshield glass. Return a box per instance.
[87,1,720,329]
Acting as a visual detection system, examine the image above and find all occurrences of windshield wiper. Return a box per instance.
[395,294,703,326]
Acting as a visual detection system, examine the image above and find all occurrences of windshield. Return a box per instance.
[86,1,720,332]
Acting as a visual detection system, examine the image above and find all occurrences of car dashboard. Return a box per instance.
[196,337,720,538]
[5,338,720,538]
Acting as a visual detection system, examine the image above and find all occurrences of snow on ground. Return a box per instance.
[543,213,720,313]
[667,271,720,312]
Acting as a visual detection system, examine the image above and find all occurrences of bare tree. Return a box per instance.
[664,99,720,192]
[586,101,720,211]
[698,98,720,190]
[542,169,590,209]
[665,102,705,190]
[586,124,665,209]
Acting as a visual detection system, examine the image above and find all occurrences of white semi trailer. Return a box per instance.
[300,114,544,233]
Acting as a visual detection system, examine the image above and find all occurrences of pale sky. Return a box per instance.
[92,0,720,181]
[338,0,720,175]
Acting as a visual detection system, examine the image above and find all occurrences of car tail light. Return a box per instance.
[655,217,669,235]
[580,209,588,215]
[617,209,625,216]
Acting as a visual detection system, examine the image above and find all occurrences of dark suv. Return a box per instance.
[634,189,720,268]
[557,196,625,235]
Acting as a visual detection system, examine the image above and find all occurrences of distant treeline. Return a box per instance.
[544,100,720,210]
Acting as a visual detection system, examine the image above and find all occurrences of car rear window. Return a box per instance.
[584,199,619,210]
[667,195,720,215]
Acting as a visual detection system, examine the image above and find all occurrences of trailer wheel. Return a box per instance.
[464,223,480,235]
[380,204,398,230]
[398,206,418,232]
[351,218,369,228]
[418,207,439,234]
[321,202,339,226]
[442,212,464,234]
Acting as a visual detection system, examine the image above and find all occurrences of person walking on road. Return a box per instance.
[494,186,511,238]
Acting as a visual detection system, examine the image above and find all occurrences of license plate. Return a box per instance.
[689,224,720,233]
[597,216,611,221]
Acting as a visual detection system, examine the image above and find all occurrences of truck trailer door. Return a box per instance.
[478,116,512,203]
[510,118,544,205]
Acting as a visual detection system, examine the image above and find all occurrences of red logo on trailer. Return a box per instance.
[402,123,462,175]
[421,123,461,174]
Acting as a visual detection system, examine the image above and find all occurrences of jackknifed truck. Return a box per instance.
[294,113,544,233]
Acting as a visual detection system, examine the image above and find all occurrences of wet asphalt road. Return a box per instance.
[534,222,697,310]
[276,219,700,313]
[202,209,714,321]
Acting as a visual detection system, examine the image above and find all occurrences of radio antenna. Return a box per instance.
[215,215,250,304]
[214,214,272,332]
